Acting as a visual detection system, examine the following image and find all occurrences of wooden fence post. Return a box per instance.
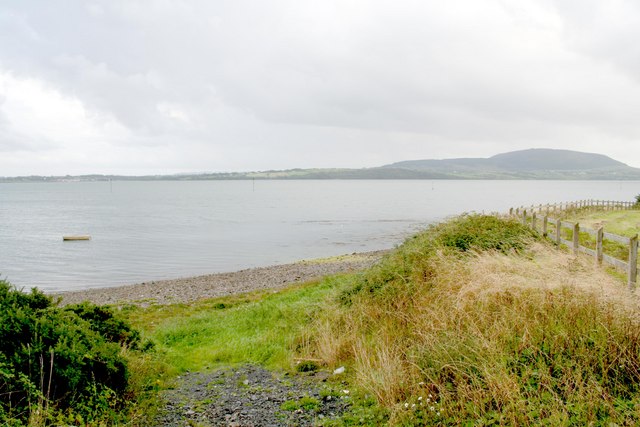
[509,207,513,216]
[629,235,638,291]
[522,209,527,226]
[542,216,548,237]
[532,212,537,231]
[572,223,580,255]
[596,227,603,265]
[555,220,562,247]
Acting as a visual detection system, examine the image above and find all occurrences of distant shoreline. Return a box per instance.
[54,250,387,307]
[4,148,640,181]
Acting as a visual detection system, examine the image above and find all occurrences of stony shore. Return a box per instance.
[55,250,387,306]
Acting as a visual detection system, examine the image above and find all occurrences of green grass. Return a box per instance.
[122,214,640,426]
[565,209,640,237]
[302,215,640,425]
[550,208,640,266]
[280,396,321,412]
[126,278,350,373]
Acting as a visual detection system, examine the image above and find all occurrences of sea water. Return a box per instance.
[0,179,637,292]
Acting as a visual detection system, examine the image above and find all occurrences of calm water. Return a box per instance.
[1,180,638,292]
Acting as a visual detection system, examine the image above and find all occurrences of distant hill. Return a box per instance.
[3,148,640,182]
[382,148,640,179]
[488,149,626,171]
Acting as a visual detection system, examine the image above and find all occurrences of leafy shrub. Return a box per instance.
[65,302,141,348]
[436,214,536,253]
[0,280,142,424]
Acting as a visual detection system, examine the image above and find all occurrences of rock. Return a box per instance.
[333,366,345,375]
[153,364,350,426]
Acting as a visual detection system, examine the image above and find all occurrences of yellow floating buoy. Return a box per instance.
[62,235,91,241]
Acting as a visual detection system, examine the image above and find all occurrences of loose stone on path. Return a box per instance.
[153,365,350,427]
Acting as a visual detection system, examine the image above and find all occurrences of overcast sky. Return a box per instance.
[1,0,640,176]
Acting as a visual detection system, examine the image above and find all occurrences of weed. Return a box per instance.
[296,360,320,373]
[280,396,321,412]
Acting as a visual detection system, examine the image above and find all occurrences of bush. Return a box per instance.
[0,280,142,425]
[436,214,536,253]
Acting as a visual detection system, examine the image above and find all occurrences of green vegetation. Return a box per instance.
[564,208,640,237]
[125,280,341,373]
[6,213,640,425]
[302,215,640,424]
[280,396,321,412]
[553,208,640,262]
[0,282,147,426]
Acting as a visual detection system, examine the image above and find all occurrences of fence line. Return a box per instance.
[509,199,636,218]
[508,200,638,290]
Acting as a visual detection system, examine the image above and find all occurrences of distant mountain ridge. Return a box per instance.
[386,149,627,172]
[3,148,640,181]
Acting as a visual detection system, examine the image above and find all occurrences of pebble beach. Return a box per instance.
[56,250,387,306]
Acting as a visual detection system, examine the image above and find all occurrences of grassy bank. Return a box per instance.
[124,280,342,373]
[5,214,639,425]
[564,209,640,237]
[121,214,640,425]
[550,208,640,267]
[300,215,640,425]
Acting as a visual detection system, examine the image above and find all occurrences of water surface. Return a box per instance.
[0,180,637,291]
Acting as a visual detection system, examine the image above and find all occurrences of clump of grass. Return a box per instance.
[302,214,640,425]
[129,279,345,373]
[280,396,320,412]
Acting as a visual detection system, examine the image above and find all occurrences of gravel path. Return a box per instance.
[56,251,386,306]
[55,251,384,426]
[154,365,351,427]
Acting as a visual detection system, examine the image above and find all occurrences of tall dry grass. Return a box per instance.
[303,215,640,425]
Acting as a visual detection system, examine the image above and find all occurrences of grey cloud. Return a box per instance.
[1,0,640,174]
[552,1,640,81]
